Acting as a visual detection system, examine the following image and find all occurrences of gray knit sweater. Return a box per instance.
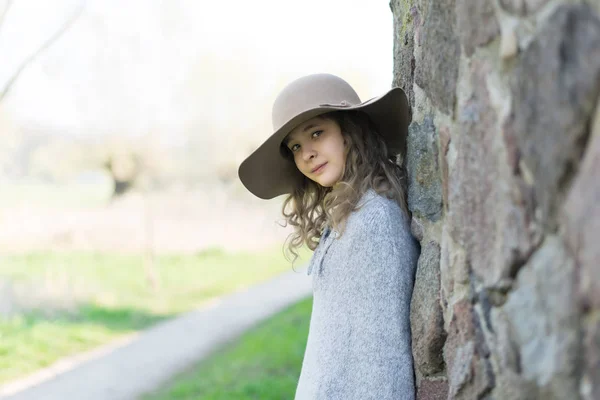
[295,189,419,400]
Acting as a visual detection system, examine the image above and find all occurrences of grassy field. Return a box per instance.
[144,296,313,400]
[0,248,310,385]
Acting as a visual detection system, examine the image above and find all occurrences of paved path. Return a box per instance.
[1,267,312,400]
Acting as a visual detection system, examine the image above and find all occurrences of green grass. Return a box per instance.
[143,296,313,400]
[0,248,310,384]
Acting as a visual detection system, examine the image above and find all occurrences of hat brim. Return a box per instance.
[238,87,410,200]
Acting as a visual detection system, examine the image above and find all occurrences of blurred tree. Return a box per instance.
[0,0,85,102]
[89,133,177,198]
[28,136,87,182]
[103,151,140,197]
[14,130,177,197]
[0,108,21,178]
[171,50,280,187]
[0,1,87,184]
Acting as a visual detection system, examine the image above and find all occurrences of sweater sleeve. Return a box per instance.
[341,202,418,400]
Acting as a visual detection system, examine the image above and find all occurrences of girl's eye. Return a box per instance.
[312,130,323,138]
[290,144,300,152]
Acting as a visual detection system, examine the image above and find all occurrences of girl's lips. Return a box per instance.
[312,162,327,174]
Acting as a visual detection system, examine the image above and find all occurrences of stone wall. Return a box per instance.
[391,0,600,399]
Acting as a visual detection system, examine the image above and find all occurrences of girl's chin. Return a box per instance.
[315,177,339,187]
[305,172,342,187]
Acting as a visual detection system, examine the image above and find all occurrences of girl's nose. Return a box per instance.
[302,146,316,162]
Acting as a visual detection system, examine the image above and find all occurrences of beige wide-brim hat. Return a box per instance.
[238,73,410,199]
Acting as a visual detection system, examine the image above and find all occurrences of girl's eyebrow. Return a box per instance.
[301,123,319,133]
[284,123,321,146]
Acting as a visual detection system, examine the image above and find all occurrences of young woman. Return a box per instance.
[238,73,419,400]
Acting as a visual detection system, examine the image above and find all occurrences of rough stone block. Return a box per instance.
[410,241,446,378]
[563,101,600,310]
[485,307,540,399]
[410,217,425,242]
[443,300,494,399]
[502,236,580,398]
[582,314,600,400]
[509,3,600,231]
[448,59,533,287]
[499,0,549,16]
[563,102,600,400]
[439,225,469,317]
[417,378,449,400]
[439,125,451,212]
[456,0,500,56]
[407,115,443,222]
[391,0,417,108]
[414,0,460,115]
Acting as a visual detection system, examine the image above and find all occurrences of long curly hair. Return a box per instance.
[279,110,409,263]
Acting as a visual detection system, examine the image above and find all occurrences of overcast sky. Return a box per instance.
[0,0,394,145]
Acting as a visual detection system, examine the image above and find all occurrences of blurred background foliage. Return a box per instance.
[0,0,392,394]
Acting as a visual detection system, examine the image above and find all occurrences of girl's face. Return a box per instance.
[284,116,347,187]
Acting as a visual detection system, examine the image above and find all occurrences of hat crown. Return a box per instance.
[271,73,361,131]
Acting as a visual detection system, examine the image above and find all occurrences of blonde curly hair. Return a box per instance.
[279,110,409,263]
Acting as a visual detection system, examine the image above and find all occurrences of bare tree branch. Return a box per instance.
[0,1,86,102]
[0,0,14,33]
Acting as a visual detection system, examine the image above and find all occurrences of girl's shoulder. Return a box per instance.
[356,189,406,219]
[345,189,410,236]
